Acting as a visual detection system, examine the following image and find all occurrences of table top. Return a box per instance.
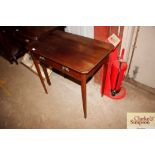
[30,30,114,74]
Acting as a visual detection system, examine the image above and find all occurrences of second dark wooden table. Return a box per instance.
[29,30,114,118]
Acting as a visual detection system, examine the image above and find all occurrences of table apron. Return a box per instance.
[33,54,82,81]
[32,53,109,82]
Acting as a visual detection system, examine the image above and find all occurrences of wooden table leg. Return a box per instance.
[31,54,48,94]
[41,62,51,86]
[101,62,108,97]
[81,75,87,118]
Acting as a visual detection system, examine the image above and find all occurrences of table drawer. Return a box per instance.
[39,56,82,81]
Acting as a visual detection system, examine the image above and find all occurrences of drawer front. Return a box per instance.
[38,56,82,81]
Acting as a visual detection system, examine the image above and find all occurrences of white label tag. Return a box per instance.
[107,33,120,47]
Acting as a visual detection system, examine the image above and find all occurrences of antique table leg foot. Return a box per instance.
[101,62,108,97]
[41,63,51,86]
[31,54,48,94]
[81,75,87,118]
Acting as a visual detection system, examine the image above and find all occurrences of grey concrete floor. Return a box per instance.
[0,57,155,128]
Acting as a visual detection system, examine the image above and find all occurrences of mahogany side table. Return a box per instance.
[29,30,114,118]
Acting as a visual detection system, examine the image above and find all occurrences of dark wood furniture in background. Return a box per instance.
[29,30,114,118]
[0,27,25,64]
[14,26,65,45]
[0,26,65,64]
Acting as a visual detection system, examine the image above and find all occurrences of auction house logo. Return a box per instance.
[127,113,155,129]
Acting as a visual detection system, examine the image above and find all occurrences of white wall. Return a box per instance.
[65,26,94,39]
[128,27,155,88]
[121,27,135,63]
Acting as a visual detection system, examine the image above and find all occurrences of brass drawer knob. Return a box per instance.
[39,56,45,62]
[62,66,69,72]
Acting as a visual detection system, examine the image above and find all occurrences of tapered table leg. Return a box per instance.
[41,63,51,86]
[81,75,87,118]
[31,54,48,94]
[101,62,108,97]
